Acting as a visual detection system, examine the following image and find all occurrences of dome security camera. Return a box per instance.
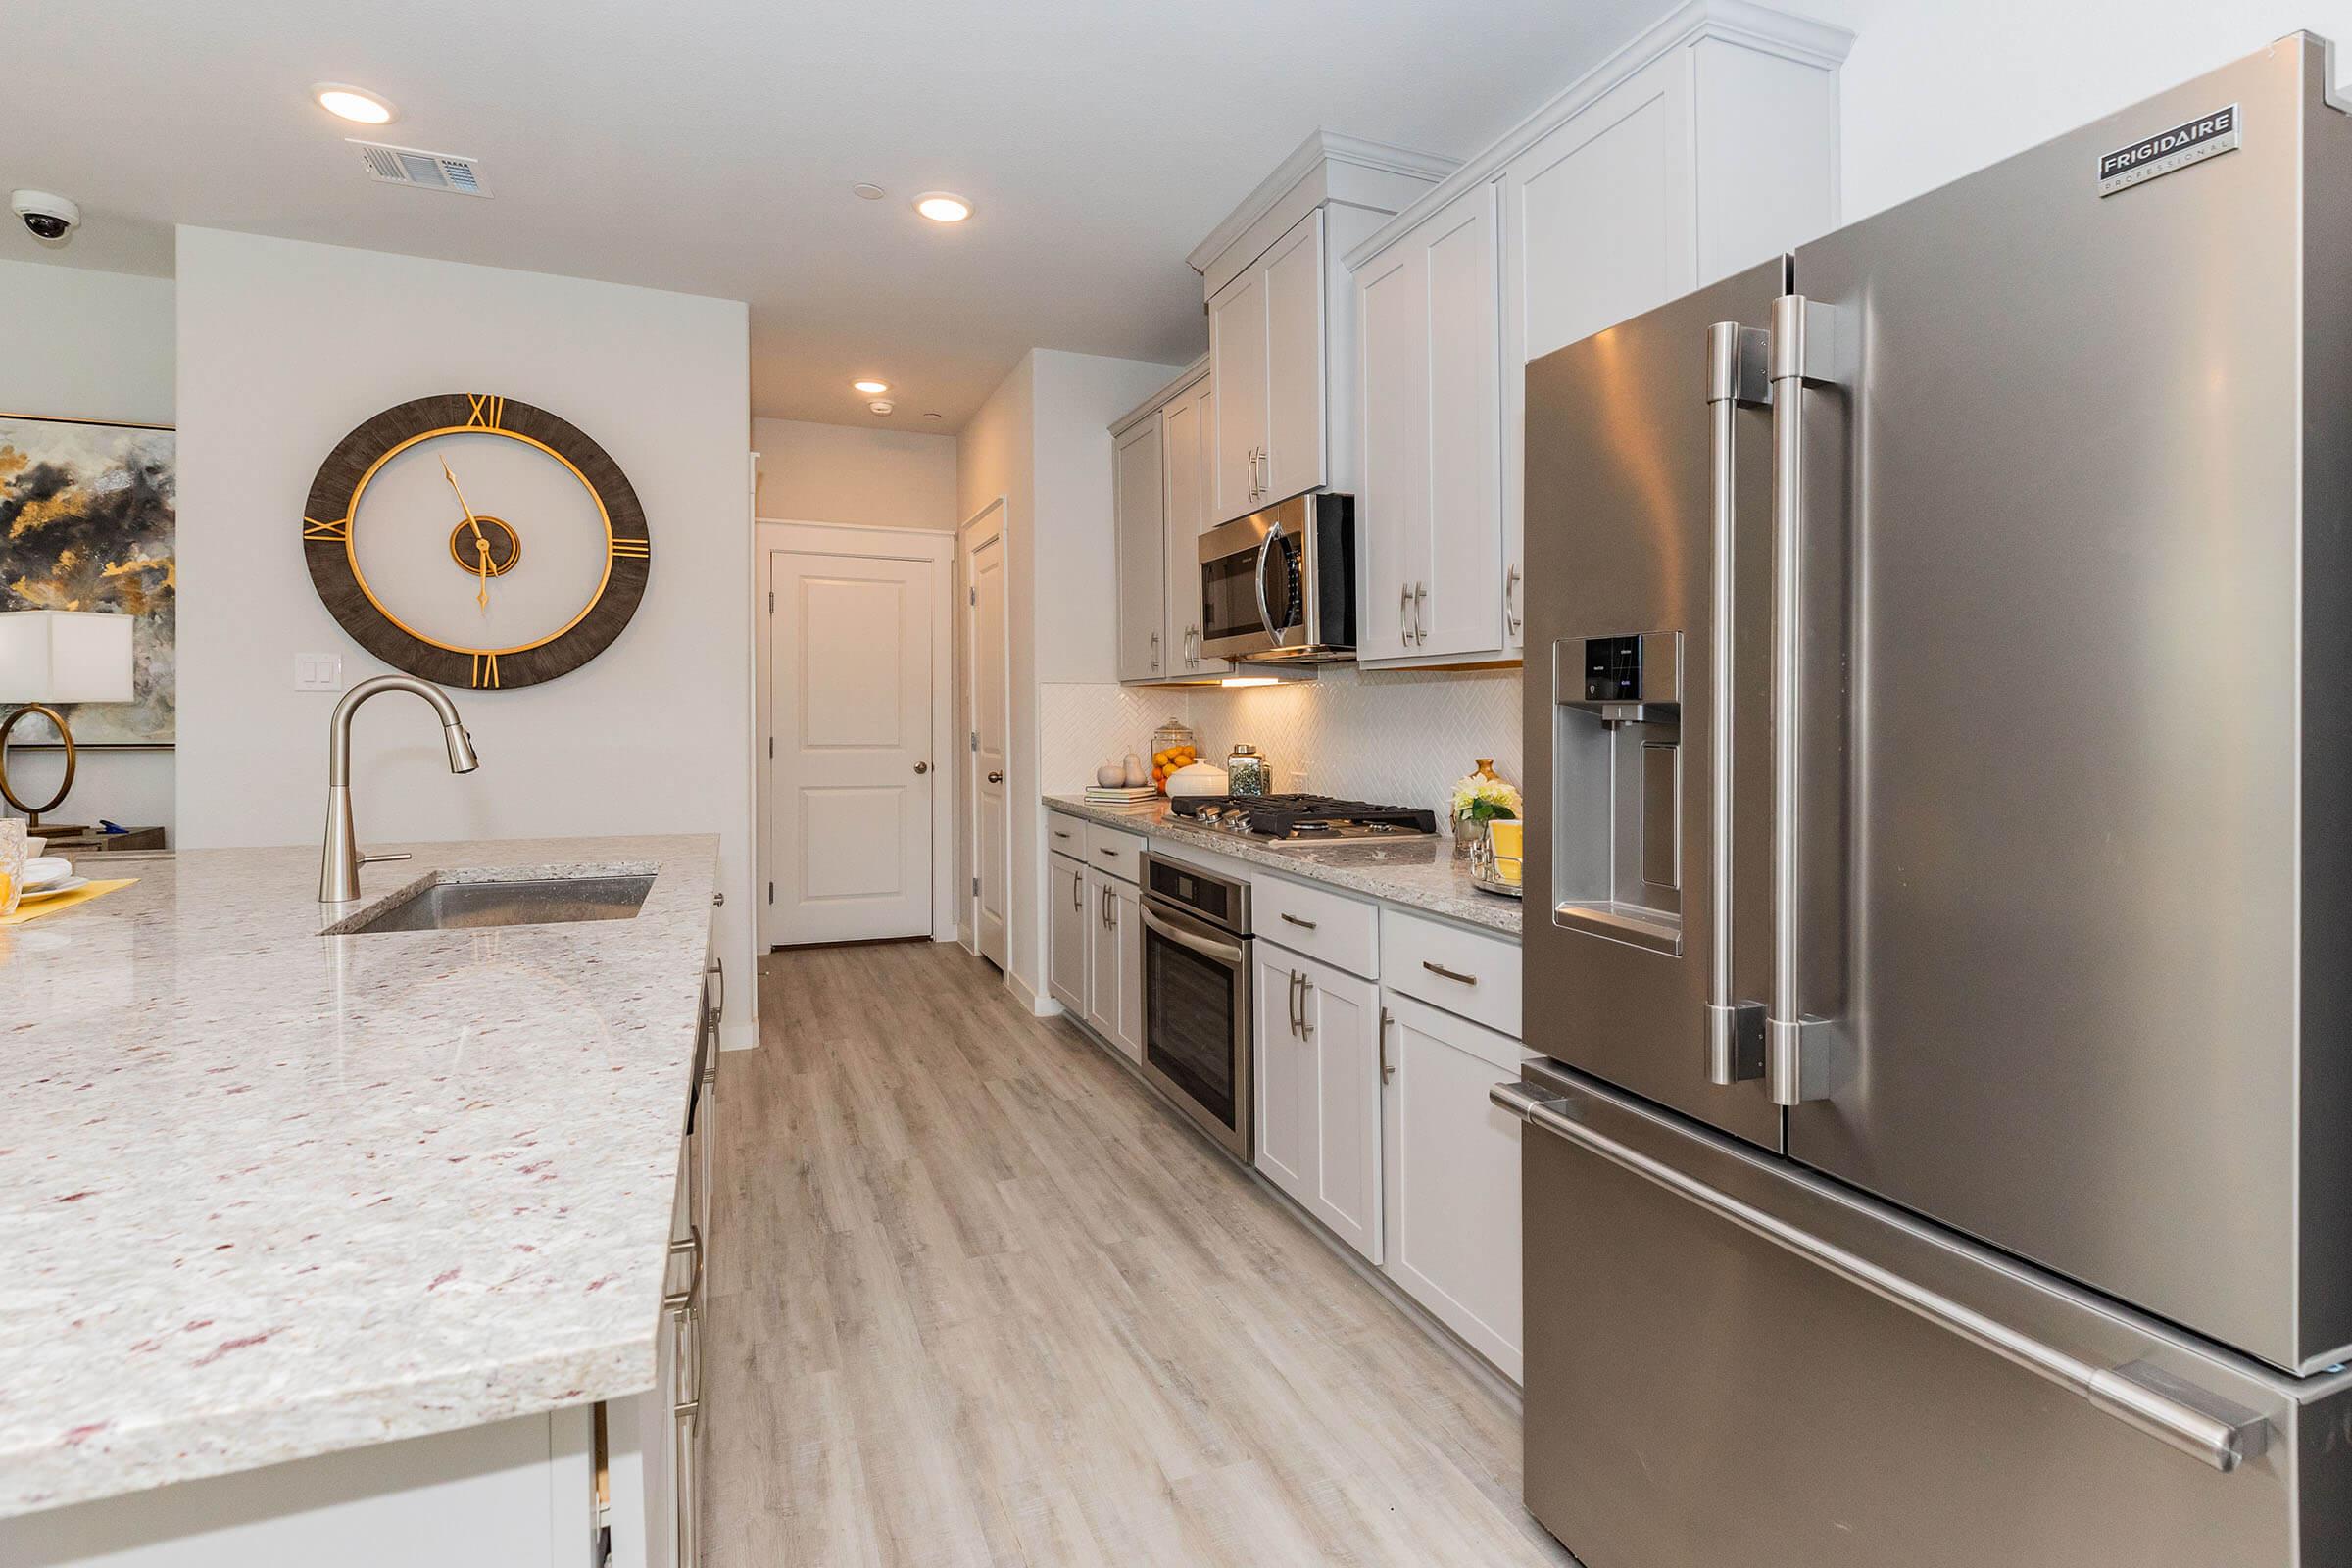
[12,190,80,242]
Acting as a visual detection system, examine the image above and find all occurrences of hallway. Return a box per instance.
[699,941,1571,1567]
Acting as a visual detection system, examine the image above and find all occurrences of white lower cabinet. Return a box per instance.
[1048,851,1087,1014]
[1255,944,1383,1263]
[1085,866,1144,1062]
[1379,989,1534,1382]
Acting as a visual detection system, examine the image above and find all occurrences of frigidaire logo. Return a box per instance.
[2097,103,2240,196]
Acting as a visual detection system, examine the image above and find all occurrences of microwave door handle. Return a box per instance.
[1139,902,1245,966]
[1703,320,1770,1087]
[1252,522,1285,646]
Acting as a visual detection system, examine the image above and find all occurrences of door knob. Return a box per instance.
[913,761,929,774]
[987,770,1004,784]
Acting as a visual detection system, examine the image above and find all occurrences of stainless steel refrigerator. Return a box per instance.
[1499,33,2352,1567]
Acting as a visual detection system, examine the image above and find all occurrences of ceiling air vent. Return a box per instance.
[349,139,488,197]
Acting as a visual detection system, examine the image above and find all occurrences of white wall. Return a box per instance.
[956,349,1176,1005]
[0,259,178,837]
[173,228,757,1038]
[1809,0,2352,220]
[751,417,956,530]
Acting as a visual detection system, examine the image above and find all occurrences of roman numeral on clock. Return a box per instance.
[610,537,651,559]
[465,394,506,429]
[303,515,350,541]
[469,651,502,689]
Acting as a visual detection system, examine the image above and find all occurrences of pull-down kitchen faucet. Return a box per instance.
[318,675,480,903]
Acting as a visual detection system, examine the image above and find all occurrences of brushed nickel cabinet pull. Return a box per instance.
[1280,912,1318,930]
[1422,959,1477,986]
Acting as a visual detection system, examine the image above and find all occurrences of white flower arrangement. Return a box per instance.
[1449,774,1522,823]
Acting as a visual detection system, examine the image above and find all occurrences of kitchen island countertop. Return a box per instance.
[1044,796,1522,937]
[0,834,717,1519]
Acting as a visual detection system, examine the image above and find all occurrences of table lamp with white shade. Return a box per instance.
[0,610,135,834]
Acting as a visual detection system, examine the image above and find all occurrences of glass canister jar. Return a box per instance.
[1226,744,1270,797]
[1150,717,1199,794]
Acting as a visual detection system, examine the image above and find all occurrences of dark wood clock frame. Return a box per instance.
[302,393,650,690]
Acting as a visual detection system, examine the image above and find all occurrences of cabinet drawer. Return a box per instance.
[1048,811,1085,858]
[1254,874,1380,979]
[1083,820,1147,883]
[1382,910,1521,1037]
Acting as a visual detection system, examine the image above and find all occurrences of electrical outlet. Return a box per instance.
[294,653,343,692]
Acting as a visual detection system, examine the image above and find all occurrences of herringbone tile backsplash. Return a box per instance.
[1041,664,1524,827]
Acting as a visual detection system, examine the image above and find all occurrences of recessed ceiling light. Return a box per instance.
[913,191,972,223]
[923,413,943,421]
[852,182,886,201]
[313,83,398,124]
[852,379,889,395]
[868,399,896,416]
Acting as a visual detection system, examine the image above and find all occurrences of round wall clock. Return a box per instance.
[302,393,650,690]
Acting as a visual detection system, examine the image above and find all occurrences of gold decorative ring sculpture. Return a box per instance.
[0,702,75,829]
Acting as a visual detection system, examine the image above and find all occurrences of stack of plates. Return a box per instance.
[16,857,87,906]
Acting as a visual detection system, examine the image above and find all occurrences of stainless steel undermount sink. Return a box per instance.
[335,873,656,934]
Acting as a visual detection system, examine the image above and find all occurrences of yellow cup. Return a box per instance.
[1487,819,1523,885]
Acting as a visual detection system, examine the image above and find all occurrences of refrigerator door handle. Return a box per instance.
[1511,1087,2271,1474]
[1703,321,1772,1087]
[1767,294,1842,1106]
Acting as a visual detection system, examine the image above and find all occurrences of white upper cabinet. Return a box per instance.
[1354,182,1503,664]
[1260,211,1328,508]
[1160,375,1231,678]
[1112,362,1230,685]
[1209,268,1269,523]
[1348,0,1848,669]
[1113,418,1166,682]
[1192,134,1454,530]
[1354,242,1427,663]
[1504,50,1694,370]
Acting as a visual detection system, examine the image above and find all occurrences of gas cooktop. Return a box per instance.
[1169,794,1440,845]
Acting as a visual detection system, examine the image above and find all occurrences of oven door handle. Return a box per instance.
[1140,902,1245,965]
[1252,520,1288,647]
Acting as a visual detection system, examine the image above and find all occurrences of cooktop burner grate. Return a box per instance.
[1169,794,1440,841]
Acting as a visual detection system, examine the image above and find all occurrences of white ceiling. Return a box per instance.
[4,0,1672,430]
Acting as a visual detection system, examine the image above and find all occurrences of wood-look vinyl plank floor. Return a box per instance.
[702,941,1576,1568]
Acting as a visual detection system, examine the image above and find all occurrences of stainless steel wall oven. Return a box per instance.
[1137,852,1253,1160]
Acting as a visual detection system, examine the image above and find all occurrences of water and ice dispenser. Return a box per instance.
[1551,631,1684,956]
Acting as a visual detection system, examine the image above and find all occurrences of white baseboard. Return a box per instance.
[1004,968,1062,1017]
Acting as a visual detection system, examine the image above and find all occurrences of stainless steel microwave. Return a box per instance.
[1197,492,1355,662]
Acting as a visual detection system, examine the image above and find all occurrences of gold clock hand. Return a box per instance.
[441,457,489,548]
[475,538,492,612]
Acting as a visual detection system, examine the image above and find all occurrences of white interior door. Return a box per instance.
[768,549,935,945]
[966,522,1010,969]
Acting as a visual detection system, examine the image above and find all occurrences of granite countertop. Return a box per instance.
[0,835,717,1519]
[1044,796,1522,937]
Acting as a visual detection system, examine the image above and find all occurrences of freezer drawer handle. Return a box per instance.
[1702,320,1772,1087]
[1494,1082,2271,1474]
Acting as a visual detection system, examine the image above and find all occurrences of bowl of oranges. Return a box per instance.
[1150,739,1199,793]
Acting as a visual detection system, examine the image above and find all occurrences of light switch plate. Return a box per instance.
[294,653,343,692]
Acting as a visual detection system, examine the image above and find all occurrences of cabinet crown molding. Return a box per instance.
[1189,129,1460,292]
[1109,352,1209,437]
[1343,0,1854,271]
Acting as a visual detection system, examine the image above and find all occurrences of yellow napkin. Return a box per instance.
[1487,821,1524,886]
[2,877,137,926]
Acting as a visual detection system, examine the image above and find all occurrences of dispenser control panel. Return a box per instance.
[1557,631,1680,718]
[1584,635,1646,702]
